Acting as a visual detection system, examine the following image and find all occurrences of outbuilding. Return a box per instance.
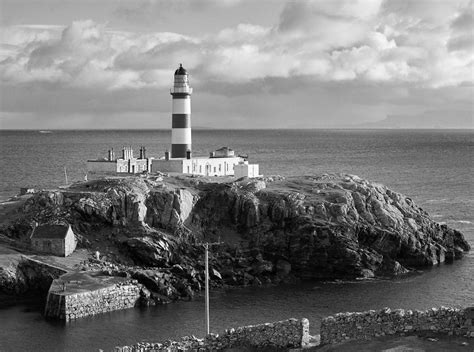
[235,161,260,178]
[30,224,77,257]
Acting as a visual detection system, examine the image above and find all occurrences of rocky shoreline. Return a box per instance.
[0,173,470,307]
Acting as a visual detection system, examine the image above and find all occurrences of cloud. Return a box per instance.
[1,20,157,89]
[447,3,474,52]
[277,0,382,52]
[0,1,473,129]
[114,0,242,24]
[2,0,473,92]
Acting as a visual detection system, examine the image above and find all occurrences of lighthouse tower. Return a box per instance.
[170,64,193,158]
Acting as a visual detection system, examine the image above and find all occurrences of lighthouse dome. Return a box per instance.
[174,64,187,75]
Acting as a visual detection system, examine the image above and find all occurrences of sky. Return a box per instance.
[0,0,472,129]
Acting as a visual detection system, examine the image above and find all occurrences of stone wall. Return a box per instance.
[45,280,142,321]
[115,318,310,351]
[320,306,473,345]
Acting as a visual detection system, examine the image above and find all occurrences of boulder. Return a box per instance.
[124,235,176,267]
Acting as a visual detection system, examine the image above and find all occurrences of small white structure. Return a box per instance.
[235,161,260,178]
[87,146,152,175]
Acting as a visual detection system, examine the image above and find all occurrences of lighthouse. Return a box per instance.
[170,64,193,158]
[89,63,259,177]
[150,64,259,177]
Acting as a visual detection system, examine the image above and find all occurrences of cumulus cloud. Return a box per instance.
[1,20,169,90]
[2,0,473,91]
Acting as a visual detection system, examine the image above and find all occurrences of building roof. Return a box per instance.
[174,63,187,75]
[216,146,233,151]
[31,224,71,239]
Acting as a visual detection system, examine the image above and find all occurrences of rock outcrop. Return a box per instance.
[2,174,470,294]
[0,255,67,295]
[190,174,470,279]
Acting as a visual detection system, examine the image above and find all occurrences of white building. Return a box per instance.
[87,146,152,175]
[235,161,260,178]
[152,147,244,176]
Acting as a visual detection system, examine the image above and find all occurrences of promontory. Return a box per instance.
[0,174,470,302]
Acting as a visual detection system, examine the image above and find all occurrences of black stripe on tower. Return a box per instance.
[172,114,191,128]
[172,144,191,158]
[171,93,190,99]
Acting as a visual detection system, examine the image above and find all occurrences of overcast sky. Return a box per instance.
[0,0,472,129]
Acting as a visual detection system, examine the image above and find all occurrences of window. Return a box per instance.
[199,165,202,173]
[214,167,216,173]
[219,164,221,172]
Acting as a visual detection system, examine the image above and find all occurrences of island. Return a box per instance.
[0,173,470,319]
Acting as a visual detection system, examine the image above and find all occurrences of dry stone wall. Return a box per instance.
[320,306,473,345]
[45,280,142,321]
[114,306,473,351]
[115,318,310,351]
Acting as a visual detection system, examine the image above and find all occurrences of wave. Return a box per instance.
[424,199,448,203]
[453,220,473,225]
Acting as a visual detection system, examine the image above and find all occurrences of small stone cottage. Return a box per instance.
[30,224,77,257]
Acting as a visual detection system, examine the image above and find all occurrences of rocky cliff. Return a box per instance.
[1,174,470,299]
[0,255,67,295]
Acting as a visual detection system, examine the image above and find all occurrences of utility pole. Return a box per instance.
[204,243,210,335]
[64,167,68,185]
[201,240,222,335]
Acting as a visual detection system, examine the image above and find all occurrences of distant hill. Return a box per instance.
[359,110,473,129]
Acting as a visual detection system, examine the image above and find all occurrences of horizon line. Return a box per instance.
[1,127,473,131]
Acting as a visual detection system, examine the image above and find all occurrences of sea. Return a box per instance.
[0,129,473,351]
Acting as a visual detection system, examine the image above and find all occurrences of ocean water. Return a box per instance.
[0,129,473,351]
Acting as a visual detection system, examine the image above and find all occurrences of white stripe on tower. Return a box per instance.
[171,128,192,144]
[170,64,193,158]
[172,98,191,114]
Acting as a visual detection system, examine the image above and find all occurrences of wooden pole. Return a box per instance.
[204,243,210,335]
[64,167,68,185]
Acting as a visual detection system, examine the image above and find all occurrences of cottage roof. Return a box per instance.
[31,224,70,239]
